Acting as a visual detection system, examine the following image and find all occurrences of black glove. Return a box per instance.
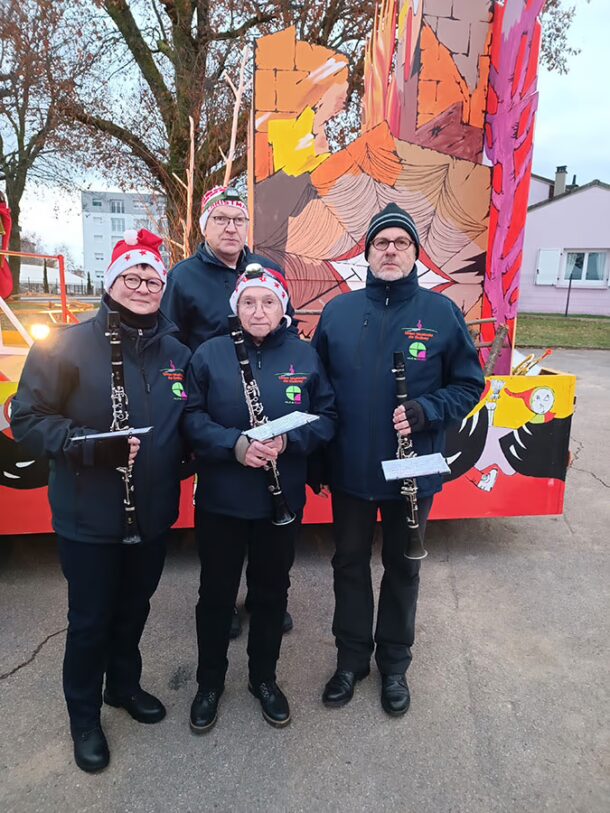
[403,400,427,433]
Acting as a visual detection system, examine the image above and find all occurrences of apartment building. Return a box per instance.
[82,191,166,290]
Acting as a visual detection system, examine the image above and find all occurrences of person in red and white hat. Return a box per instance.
[184,263,336,732]
[11,229,190,773]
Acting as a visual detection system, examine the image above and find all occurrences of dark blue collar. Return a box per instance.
[365,267,419,305]
[243,318,289,350]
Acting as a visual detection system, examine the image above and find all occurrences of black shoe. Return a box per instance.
[248,680,291,728]
[103,687,166,724]
[322,667,370,707]
[71,725,109,773]
[381,673,410,716]
[282,610,293,634]
[190,687,222,734]
[229,606,242,640]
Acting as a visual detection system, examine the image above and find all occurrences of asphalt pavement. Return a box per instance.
[1,349,608,813]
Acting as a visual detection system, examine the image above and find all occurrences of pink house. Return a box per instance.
[518,167,610,316]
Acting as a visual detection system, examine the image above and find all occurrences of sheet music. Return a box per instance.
[70,426,153,442]
[382,453,450,480]
[244,412,319,442]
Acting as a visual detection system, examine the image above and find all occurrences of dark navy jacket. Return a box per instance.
[183,322,336,519]
[312,269,485,500]
[11,301,191,543]
[162,243,293,351]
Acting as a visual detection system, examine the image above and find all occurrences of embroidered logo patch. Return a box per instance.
[276,364,308,404]
[161,360,187,400]
[403,320,437,362]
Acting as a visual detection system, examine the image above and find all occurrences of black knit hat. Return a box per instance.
[364,202,420,259]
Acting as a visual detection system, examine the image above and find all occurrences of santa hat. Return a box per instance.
[104,229,167,292]
[229,263,291,324]
[199,185,249,232]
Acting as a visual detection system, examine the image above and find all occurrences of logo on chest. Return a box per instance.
[275,364,309,404]
[161,360,188,400]
[402,320,437,362]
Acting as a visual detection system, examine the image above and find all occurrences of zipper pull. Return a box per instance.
[363,318,368,327]
[257,350,262,370]
[385,285,390,307]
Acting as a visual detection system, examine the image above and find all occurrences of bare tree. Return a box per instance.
[63,1,376,263]
[540,0,591,74]
[0,0,97,290]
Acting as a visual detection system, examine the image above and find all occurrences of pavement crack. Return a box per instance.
[0,627,67,681]
[570,437,584,463]
[571,466,610,489]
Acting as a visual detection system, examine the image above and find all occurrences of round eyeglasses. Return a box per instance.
[371,237,413,251]
[121,274,164,293]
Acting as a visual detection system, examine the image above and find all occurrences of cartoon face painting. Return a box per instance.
[530,387,555,416]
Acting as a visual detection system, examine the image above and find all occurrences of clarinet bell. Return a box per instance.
[271,498,296,526]
[404,526,428,560]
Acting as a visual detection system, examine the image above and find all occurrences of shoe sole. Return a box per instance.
[189,714,218,735]
[74,756,110,773]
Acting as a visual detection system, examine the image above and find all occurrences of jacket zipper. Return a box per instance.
[256,349,262,370]
[367,290,390,497]
[136,328,152,535]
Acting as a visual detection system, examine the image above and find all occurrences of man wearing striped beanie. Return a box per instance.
[162,185,296,639]
[312,201,484,718]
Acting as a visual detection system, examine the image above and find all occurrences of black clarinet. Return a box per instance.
[392,351,427,560]
[228,314,295,526]
[106,311,142,544]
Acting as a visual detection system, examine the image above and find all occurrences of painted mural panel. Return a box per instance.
[0,0,572,533]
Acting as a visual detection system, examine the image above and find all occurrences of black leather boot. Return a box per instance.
[381,673,410,716]
[103,687,166,723]
[248,680,291,727]
[71,725,110,773]
[322,668,370,707]
[190,687,223,733]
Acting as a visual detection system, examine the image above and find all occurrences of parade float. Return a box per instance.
[0,0,575,534]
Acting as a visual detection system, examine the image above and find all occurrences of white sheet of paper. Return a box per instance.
[382,453,450,480]
[245,412,319,442]
[70,426,153,442]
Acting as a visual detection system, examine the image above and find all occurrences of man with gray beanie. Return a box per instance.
[312,202,484,716]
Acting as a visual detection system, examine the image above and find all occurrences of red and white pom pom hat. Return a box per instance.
[104,228,168,292]
[229,263,291,323]
[199,185,249,232]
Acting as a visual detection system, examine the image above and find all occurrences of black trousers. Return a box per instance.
[330,492,433,675]
[57,536,166,731]
[195,509,297,690]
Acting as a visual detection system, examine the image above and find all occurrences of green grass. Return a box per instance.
[517,313,610,350]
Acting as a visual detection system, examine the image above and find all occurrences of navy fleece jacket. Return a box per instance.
[183,322,336,519]
[312,269,485,500]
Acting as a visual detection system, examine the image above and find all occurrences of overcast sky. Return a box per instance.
[19,0,610,266]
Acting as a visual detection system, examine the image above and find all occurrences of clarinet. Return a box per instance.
[106,311,142,544]
[392,351,427,560]
[227,314,295,526]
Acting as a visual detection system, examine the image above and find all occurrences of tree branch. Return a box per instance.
[102,0,176,131]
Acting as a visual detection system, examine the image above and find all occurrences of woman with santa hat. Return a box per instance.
[183,264,336,732]
[11,229,190,773]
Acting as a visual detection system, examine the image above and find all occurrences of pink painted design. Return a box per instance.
[482,0,544,373]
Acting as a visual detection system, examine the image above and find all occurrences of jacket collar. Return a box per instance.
[365,266,419,305]
[95,297,179,348]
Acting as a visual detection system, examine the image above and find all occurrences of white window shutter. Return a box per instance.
[535,249,561,285]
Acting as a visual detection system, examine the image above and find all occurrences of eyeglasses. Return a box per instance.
[371,237,413,251]
[239,297,280,312]
[210,215,248,228]
[121,274,164,293]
